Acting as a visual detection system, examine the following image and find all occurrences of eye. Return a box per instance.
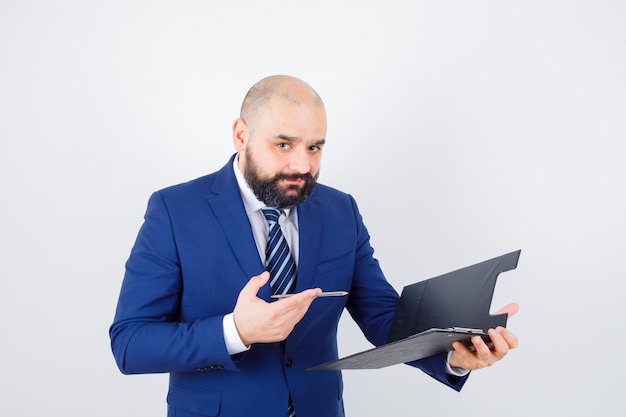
[277,142,291,149]
[309,145,323,153]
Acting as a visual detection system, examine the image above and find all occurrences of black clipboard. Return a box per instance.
[309,250,521,371]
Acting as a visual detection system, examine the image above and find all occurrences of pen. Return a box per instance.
[271,291,349,299]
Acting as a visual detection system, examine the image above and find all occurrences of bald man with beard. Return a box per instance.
[110,75,518,417]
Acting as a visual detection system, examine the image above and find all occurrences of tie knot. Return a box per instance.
[261,207,281,225]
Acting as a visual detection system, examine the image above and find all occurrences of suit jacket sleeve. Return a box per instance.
[109,191,236,374]
[344,195,468,391]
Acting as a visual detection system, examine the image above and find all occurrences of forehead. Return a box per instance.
[256,94,327,139]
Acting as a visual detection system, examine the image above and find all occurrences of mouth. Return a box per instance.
[278,174,307,187]
[282,177,304,186]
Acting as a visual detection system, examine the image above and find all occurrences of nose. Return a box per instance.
[288,149,311,174]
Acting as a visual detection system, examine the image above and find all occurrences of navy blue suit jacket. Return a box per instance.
[110,155,467,417]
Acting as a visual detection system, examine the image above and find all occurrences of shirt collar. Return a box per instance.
[232,154,294,219]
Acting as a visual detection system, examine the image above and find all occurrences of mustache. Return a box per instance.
[274,172,314,182]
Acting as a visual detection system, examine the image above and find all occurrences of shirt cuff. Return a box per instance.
[446,350,470,377]
[222,313,250,355]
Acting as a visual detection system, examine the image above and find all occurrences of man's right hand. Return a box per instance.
[232,271,321,346]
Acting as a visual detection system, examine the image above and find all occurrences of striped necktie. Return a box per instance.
[261,207,297,296]
[262,207,298,416]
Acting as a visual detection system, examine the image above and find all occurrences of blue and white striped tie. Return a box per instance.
[262,207,298,416]
[262,207,297,296]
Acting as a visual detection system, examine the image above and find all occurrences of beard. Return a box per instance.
[243,151,319,209]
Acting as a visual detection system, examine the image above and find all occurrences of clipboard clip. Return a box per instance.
[449,327,485,335]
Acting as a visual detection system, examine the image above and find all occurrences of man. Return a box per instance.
[110,75,518,417]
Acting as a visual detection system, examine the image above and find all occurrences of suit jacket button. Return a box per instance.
[285,358,294,368]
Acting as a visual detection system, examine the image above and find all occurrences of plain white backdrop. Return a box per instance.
[1,1,624,416]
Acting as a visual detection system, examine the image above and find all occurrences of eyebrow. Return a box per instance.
[276,134,326,146]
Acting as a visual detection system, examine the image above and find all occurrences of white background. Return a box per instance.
[1,1,624,416]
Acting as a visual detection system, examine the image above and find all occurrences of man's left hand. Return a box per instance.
[449,303,520,371]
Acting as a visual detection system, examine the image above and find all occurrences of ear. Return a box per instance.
[232,118,249,152]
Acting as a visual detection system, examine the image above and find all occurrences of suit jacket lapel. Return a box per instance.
[206,156,269,297]
[295,192,323,292]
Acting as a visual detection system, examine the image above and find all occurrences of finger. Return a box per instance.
[241,271,270,299]
[270,290,322,330]
[494,326,519,350]
[273,289,321,316]
[302,287,323,299]
[450,342,479,370]
[494,302,519,319]
[471,335,493,359]
[487,328,509,357]
[274,288,322,303]
[298,289,323,311]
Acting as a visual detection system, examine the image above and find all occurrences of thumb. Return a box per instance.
[241,271,270,298]
[495,302,519,319]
